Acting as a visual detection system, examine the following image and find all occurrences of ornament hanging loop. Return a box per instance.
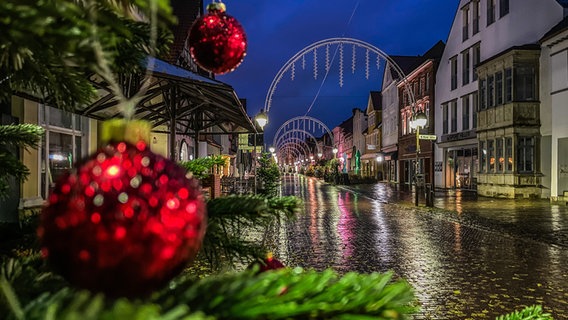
[207,1,226,12]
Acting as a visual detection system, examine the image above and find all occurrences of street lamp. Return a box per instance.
[269,146,275,153]
[253,109,268,195]
[410,111,428,206]
[332,147,338,157]
[255,109,268,130]
[317,152,323,158]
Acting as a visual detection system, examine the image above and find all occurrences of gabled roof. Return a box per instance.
[540,15,568,44]
[336,116,354,134]
[369,91,382,111]
[389,55,425,78]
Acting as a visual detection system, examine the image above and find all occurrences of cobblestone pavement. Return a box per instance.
[271,174,568,319]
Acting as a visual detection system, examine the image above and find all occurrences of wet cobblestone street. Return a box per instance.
[270,174,568,319]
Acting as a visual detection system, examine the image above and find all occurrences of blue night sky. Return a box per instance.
[216,0,459,143]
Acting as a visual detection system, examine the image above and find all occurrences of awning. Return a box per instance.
[80,57,258,136]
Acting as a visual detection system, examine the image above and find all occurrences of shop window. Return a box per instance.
[488,139,495,172]
[505,137,513,171]
[517,136,534,173]
[480,141,487,172]
[496,138,503,172]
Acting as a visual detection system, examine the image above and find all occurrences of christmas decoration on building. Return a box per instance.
[188,1,247,74]
[38,120,207,298]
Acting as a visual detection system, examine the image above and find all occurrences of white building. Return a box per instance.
[540,16,568,202]
[435,0,565,196]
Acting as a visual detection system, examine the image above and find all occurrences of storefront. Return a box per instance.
[445,146,478,190]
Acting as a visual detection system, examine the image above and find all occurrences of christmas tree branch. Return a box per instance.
[200,195,300,271]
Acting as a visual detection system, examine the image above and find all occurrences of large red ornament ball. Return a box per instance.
[188,3,247,74]
[38,141,206,298]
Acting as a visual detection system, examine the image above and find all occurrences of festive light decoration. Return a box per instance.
[38,120,207,298]
[188,2,247,74]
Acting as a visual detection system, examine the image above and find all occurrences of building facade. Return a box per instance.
[398,41,445,187]
[434,0,565,194]
[540,16,568,202]
[362,92,383,179]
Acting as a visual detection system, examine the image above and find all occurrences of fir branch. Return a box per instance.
[495,305,552,320]
[0,124,45,149]
[162,268,416,319]
[201,195,300,270]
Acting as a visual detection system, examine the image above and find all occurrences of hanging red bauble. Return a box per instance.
[188,2,247,74]
[249,252,285,273]
[38,120,207,298]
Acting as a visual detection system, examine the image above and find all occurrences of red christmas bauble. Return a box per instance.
[38,141,206,297]
[188,3,247,74]
[249,253,285,273]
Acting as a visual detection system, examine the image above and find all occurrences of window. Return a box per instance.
[517,136,534,173]
[451,100,457,132]
[472,92,478,128]
[499,0,509,18]
[487,0,496,25]
[480,141,487,172]
[450,56,458,90]
[505,137,512,171]
[443,103,448,134]
[40,105,89,199]
[426,72,431,91]
[462,50,470,85]
[488,139,495,172]
[496,138,503,172]
[515,66,536,101]
[479,78,487,110]
[473,1,480,34]
[487,75,495,107]
[463,6,470,41]
[495,71,503,105]
[473,44,480,81]
[504,68,512,102]
[462,96,470,130]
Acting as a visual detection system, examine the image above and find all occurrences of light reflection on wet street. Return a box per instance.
[272,174,568,319]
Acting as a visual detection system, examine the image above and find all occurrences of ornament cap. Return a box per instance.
[206,2,226,13]
[101,119,152,145]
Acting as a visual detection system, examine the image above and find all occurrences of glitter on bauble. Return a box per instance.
[38,131,206,298]
[188,2,247,74]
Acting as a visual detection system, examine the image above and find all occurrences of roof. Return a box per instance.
[389,55,425,79]
[81,57,257,135]
[369,91,382,111]
[540,15,568,44]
